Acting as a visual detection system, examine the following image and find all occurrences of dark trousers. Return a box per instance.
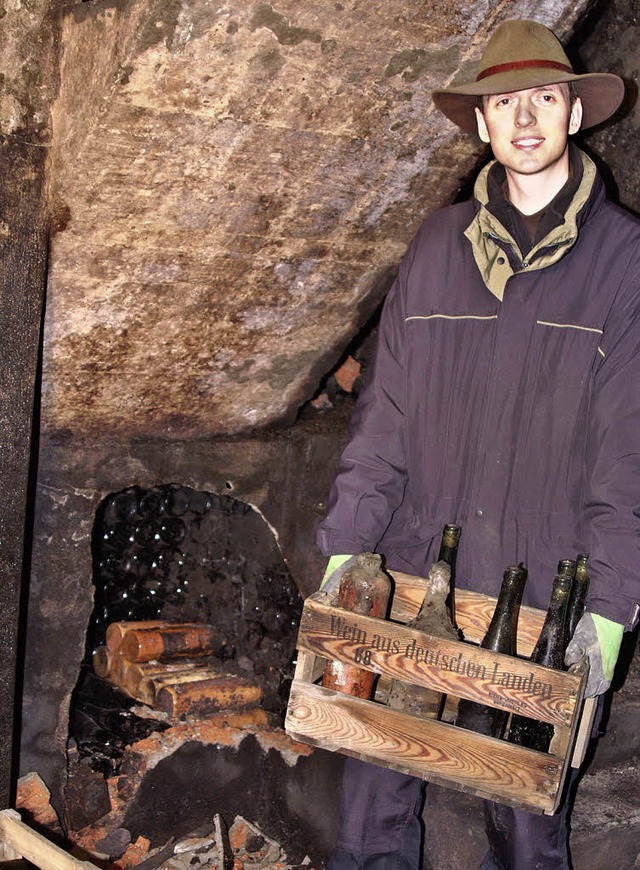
[327,757,580,870]
[327,759,424,870]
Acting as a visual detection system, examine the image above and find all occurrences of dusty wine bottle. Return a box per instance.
[102,522,134,551]
[387,559,459,719]
[165,486,191,516]
[159,517,187,547]
[321,553,392,699]
[455,563,527,737]
[120,622,222,663]
[113,487,143,522]
[438,523,461,629]
[508,571,572,752]
[566,553,590,641]
[139,487,166,520]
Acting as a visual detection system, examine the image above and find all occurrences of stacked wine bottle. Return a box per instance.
[88,483,304,714]
[91,484,215,640]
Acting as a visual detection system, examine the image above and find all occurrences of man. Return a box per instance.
[317,19,640,870]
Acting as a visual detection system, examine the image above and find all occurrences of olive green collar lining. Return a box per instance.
[464,150,597,301]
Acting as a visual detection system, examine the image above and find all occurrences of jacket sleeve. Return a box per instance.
[317,258,410,557]
[581,250,640,630]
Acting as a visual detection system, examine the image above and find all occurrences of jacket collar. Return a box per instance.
[464,148,601,301]
[486,143,584,257]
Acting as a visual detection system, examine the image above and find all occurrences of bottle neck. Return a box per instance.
[566,556,590,638]
[438,546,457,592]
[482,568,527,653]
[437,524,460,625]
[438,525,461,570]
[532,577,571,668]
[574,556,589,585]
[557,559,576,580]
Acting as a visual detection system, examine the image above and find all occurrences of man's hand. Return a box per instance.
[564,612,624,697]
[320,554,357,594]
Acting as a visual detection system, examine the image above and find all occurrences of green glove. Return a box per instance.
[564,612,624,697]
[320,554,356,594]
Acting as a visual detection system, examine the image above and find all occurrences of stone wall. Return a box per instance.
[579,0,640,212]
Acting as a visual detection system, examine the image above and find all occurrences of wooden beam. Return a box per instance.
[0,810,99,870]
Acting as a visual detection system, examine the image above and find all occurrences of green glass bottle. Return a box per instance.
[455,564,527,737]
[566,553,590,641]
[508,572,572,752]
[437,523,461,630]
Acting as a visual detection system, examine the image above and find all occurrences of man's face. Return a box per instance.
[474,84,583,182]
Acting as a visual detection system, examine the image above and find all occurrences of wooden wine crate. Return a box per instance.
[285,571,594,815]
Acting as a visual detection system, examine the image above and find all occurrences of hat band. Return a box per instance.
[477,58,573,82]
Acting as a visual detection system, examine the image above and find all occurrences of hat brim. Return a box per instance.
[433,71,625,133]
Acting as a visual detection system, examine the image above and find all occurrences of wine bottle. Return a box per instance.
[438,523,461,628]
[101,522,134,551]
[566,553,590,641]
[184,486,213,515]
[508,572,572,752]
[139,487,166,520]
[159,517,187,547]
[322,553,391,699]
[133,520,162,547]
[387,559,459,719]
[455,564,527,737]
[113,487,143,523]
[120,623,221,663]
[165,486,191,517]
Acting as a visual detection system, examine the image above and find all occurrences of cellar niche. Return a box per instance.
[57,481,343,867]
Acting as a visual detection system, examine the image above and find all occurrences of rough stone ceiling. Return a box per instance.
[45,0,591,440]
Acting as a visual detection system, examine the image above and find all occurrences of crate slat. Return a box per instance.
[300,596,581,728]
[286,683,563,813]
[292,648,325,683]
[389,573,545,657]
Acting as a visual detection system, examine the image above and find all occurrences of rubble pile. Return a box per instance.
[124,815,316,870]
[95,814,316,870]
[17,774,322,870]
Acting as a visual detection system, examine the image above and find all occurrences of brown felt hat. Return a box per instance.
[432,19,624,132]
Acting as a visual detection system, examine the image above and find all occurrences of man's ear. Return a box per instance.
[475,106,491,144]
[569,96,583,135]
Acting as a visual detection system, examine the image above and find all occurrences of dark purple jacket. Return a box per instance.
[318,151,640,629]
